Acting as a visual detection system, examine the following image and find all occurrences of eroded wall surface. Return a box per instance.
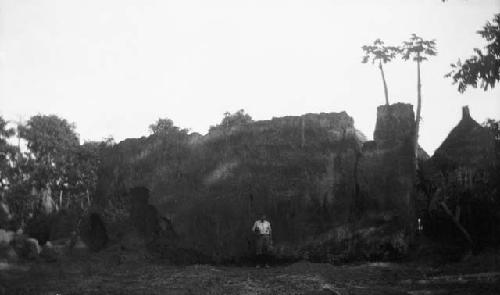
[96,106,417,262]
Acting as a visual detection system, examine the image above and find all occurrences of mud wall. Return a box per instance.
[96,106,417,262]
[358,103,416,224]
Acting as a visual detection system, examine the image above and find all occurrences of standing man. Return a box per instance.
[252,214,272,268]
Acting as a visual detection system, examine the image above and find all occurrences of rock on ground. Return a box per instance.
[12,236,41,260]
[0,229,14,246]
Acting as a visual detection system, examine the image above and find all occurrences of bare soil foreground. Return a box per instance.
[2,250,500,295]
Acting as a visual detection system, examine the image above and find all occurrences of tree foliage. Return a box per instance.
[362,39,400,64]
[67,141,102,200]
[0,116,16,194]
[400,34,437,62]
[0,117,15,162]
[210,109,253,132]
[0,117,15,143]
[0,115,103,219]
[361,39,400,105]
[446,13,500,93]
[18,115,80,190]
[20,115,79,160]
[149,118,186,136]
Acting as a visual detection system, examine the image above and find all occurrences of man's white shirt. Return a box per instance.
[252,220,271,235]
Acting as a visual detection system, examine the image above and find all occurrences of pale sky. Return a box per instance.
[1,0,499,154]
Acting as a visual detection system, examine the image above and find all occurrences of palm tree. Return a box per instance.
[362,39,400,105]
[400,34,437,156]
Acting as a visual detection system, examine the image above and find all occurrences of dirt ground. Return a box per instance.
[2,250,500,295]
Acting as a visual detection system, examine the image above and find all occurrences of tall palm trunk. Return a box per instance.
[378,61,389,105]
[415,52,422,162]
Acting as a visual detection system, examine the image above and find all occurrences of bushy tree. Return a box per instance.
[446,13,500,93]
[16,115,101,210]
[149,118,177,135]
[19,115,79,191]
[0,117,32,224]
[210,109,253,132]
[0,116,15,147]
[222,109,252,128]
[0,117,16,192]
[66,141,102,207]
[362,39,400,105]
